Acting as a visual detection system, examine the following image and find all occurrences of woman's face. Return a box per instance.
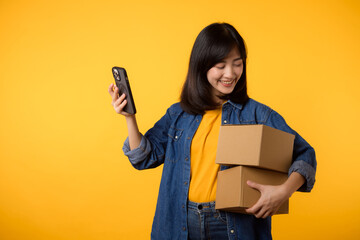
[206,47,243,102]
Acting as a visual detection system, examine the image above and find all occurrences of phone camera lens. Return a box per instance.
[113,69,120,81]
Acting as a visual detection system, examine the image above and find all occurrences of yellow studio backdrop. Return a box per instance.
[0,0,359,239]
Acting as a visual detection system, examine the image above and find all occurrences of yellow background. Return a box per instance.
[1,0,359,239]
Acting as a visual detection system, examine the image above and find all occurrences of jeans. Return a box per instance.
[187,200,229,240]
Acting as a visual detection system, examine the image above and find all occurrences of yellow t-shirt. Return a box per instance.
[188,108,222,203]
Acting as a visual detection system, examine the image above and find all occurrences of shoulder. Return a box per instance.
[167,102,183,113]
[167,102,196,117]
[161,102,194,123]
[233,98,273,124]
[244,98,272,111]
[155,102,197,131]
[244,99,290,127]
[242,99,274,121]
[164,102,184,117]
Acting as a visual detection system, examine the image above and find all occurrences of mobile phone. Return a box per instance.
[112,67,136,114]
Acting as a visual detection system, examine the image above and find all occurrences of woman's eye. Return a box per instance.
[215,65,225,69]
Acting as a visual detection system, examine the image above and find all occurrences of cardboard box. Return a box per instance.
[215,166,289,214]
[215,124,295,173]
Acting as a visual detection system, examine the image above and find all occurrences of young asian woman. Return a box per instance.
[108,22,316,240]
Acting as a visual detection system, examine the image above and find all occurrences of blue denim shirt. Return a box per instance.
[123,99,316,240]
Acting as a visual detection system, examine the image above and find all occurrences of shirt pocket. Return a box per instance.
[166,127,184,163]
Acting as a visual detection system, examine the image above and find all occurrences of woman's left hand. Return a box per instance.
[245,180,291,218]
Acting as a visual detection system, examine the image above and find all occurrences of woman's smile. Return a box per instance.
[219,79,236,87]
[207,47,243,101]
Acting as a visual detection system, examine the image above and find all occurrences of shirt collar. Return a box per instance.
[223,100,244,110]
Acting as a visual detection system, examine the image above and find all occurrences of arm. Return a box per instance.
[108,83,141,150]
[109,83,160,169]
[109,83,176,170]
[245,108,316,218]
[125,115,141,150]
[265,110,317,192]
[123,106,173,170]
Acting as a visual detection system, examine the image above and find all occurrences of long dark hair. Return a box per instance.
[180,22,249,115]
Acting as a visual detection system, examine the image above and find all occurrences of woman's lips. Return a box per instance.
[219,79,235,87]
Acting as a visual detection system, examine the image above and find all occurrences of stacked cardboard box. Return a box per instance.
[215,124,295,215]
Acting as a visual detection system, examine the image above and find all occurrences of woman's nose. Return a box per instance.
[223,66,235,79]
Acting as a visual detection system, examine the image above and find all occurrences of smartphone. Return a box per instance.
[112,67,136,114]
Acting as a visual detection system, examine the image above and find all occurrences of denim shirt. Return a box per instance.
[123,99,316,240]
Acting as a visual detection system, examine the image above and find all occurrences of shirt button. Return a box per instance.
[187,137,191,140]
[223,120,228,124]
[184,181,188,185]
[182,227,186,231]
[185,157,189,161]
[175,136,178,139]
[230,229,235,234]
[182,204,185,208]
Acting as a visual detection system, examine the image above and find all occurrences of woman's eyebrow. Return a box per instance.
[218,57,242,63]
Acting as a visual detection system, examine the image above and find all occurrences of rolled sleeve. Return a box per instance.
[122,134,152,165]
[266,109,317,192]
[288,160,316,192]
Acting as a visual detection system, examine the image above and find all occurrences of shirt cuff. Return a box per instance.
[288,160,316,192]
[122,134,151,165]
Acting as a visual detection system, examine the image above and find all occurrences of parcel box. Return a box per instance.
[215,166,289,214]
[215,124,295,173]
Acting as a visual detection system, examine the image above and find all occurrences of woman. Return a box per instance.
[108,23,316,240]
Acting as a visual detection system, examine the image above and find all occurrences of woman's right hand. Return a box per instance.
[108,83,133,116]
[108,83,141,150]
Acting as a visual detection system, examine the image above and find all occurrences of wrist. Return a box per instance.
[125,114,137,126]
[280,182,294,199]
[282,172,306,198]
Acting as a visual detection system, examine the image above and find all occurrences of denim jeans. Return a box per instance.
[187,200,229,240]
